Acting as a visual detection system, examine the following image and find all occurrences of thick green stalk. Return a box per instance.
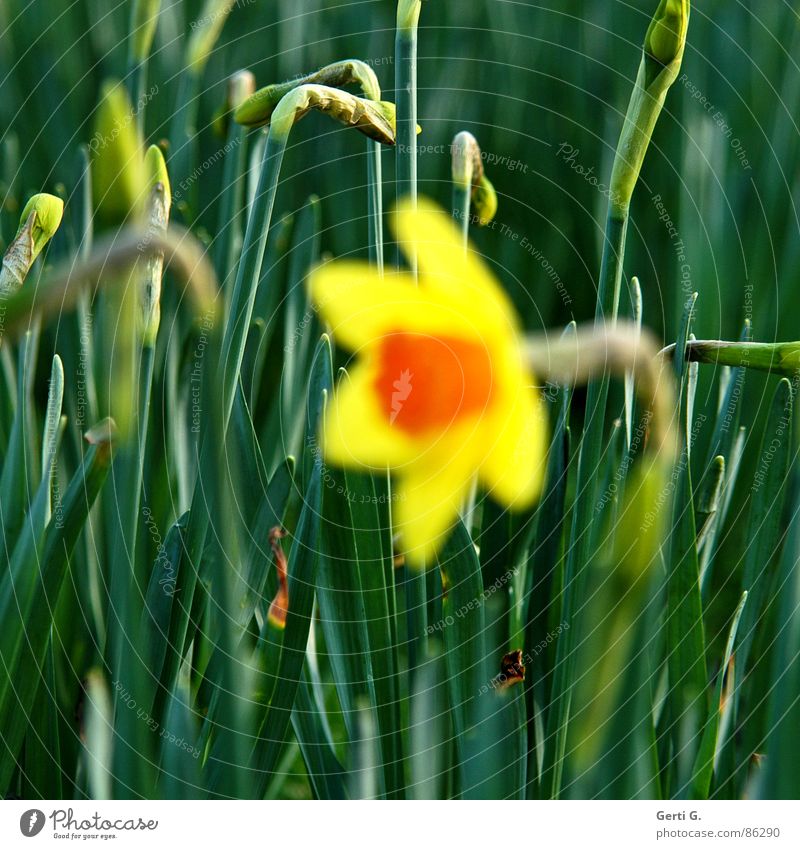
[109,343,156,799]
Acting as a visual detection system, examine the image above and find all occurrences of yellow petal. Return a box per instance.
[480,375,548,508]
[324,361,418,469]
[391,197,518,333]
[395,451,476,566]
[309,260,419,350]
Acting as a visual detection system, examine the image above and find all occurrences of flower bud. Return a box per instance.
[138,145,172,345]
[234,59,382,129]
[608,1,690,216]
[90,81,146,222]
[0,193,64,295]
[269,84,400,146]
[450,132,498,226]
[645,0,689,66]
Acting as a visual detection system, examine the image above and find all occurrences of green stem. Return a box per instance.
[543,210,628,798]
[109,342,156,798]
[395,6,425,671]
[367,141,384,273]
[395,26,418,215]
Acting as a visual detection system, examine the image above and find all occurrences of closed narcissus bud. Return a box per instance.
[90,81,146,222]
[645,0,690,66]
[138,145,172,346]
[0,193,64,295]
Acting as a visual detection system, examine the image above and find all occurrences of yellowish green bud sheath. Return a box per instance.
[397,0,422,33]
[185,0,237,73]
[472,174,498,226]
[91,81,146,221]
[608,0,690,216]
[0,193,64,295]
[139,145,172,346]
[234,60,382,129]
[130,0,161,64]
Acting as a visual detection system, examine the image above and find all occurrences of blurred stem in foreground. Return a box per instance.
[545,0,690,799]
[109,147,173,798]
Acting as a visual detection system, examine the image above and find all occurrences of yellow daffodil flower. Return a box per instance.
[309,198,548,564]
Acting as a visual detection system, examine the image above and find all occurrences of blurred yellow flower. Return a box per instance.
[310,198,548,564]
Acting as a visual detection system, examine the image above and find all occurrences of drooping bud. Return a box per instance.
[185,0,237,74]
[450,131,498,226]
[138,145,172,345]
[90,81,146,221]
[268,84,400,146]
[0,193,64,295]
[234,59,382,129]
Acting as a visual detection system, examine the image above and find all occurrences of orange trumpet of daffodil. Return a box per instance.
[309,198,548,564]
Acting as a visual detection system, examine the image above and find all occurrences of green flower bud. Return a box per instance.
[234,60,382,129]
[130,0,162,64]
[90,81,146,222]
[608,0,690,216]
[139,145,172,346]
[0,193,64,295]
[185,0,237,74]
[451,132,498,226]
[645,0,689,66]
